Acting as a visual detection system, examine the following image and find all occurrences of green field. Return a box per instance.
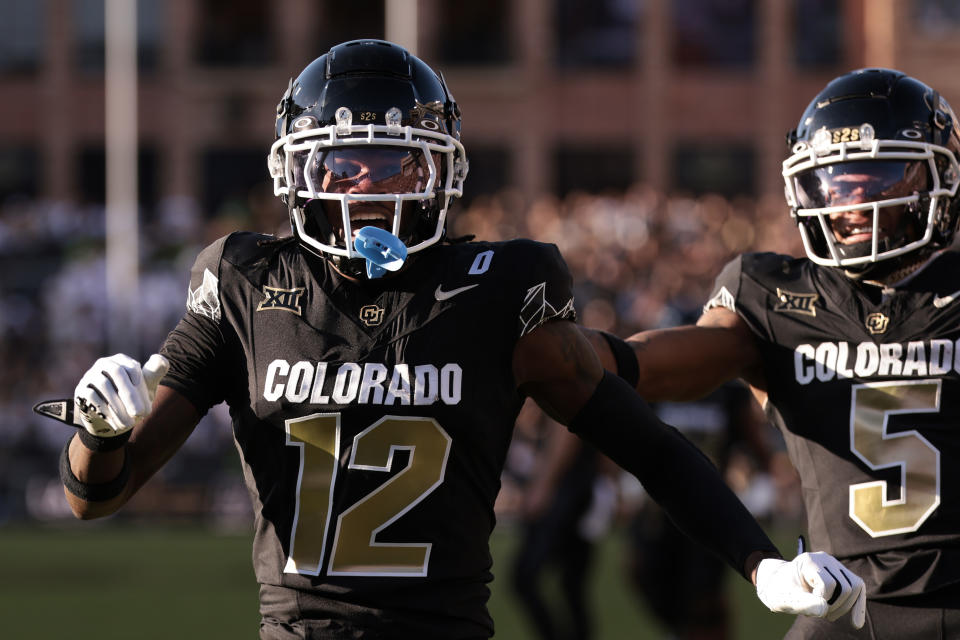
[0,522,794,639]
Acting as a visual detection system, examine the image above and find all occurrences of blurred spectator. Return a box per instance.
[509,405,618,640]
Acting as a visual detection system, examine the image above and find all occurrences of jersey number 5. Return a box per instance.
[283,413,452,576]
[849,380,941,537]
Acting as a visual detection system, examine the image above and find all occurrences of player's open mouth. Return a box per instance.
[349,210,392,238]
[834,223,886,245]
[841,228,875,244]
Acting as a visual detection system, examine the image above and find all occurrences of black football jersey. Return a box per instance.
[708,249,960,599]
[159,233,576,638]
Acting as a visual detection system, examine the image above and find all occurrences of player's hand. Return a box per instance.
[756,552,866,629]
[74,353,170,437]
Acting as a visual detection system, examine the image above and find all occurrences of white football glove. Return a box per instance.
[756,551,866,629]
[74,353,170,437]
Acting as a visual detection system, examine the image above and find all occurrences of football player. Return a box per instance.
[52,40,865,639]
[590,68,960,639]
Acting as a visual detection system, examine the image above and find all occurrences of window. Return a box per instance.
[0,147,39,201]
[195,0,272,67]
[436,1,511,65]
[671,143,755,197]
[554,0,640,69]
[0,0,42,74]
[137,0,162,70]
[913,0,960,34]
[201,148,273,220]
[553,145,635,196]
[77,146,159,214]
[793,0,842,68]
[671,0,756,69]
[73,0,163,73]
[74,0,104,72]
[458,146,511,204]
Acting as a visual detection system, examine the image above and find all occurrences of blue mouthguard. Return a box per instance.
[353,226,408,279]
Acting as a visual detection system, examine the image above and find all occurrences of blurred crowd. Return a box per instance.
[0,184,805,532]
[451,185,803,335]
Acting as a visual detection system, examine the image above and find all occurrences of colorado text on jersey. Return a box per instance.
[794,339,960,384]
[262,359,463,405]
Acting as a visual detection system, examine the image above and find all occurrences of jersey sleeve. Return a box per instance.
[159,235,232,415]
[513,241,577,338]
[703,253,776,342]
[703,255,745,316]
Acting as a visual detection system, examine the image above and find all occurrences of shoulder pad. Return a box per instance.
[740,251,800,275]
[220,232,292,268]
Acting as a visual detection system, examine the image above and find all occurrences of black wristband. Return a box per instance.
[600,331,640,388]
[59,438,130,502]
[77,428,131,452]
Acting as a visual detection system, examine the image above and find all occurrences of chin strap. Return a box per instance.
[860,248,941,287]
[353,227,408,279]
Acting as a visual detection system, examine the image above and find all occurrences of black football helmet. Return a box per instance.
[783,68,960,274]
[268,39,468,277]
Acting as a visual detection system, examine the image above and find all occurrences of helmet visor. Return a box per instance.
[794,160,928,210]
[294,146,432,196]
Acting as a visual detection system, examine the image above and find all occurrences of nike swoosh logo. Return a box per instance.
[435,284,478,301]
[933,289,960,308]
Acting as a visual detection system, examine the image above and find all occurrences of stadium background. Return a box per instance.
[2,1,960,638]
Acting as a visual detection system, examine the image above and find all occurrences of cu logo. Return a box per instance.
[360,304,385,327]
[865,312,889,335]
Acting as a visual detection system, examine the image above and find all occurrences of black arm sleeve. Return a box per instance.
[569,370,780,580]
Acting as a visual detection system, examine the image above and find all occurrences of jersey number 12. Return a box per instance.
[282,413,452,576]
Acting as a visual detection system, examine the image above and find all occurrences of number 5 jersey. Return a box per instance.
[707,249,960,602]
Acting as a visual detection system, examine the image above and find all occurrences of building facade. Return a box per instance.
[1,0,960,219]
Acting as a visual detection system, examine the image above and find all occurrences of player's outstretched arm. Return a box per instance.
[513,319,778,576]
[581,306,764,401]
[62,354,201,519]
[513,319,865,628]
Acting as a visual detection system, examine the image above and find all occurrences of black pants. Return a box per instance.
[785,599,960,640]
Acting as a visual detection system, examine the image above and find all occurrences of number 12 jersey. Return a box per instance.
[160,233,576,639]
